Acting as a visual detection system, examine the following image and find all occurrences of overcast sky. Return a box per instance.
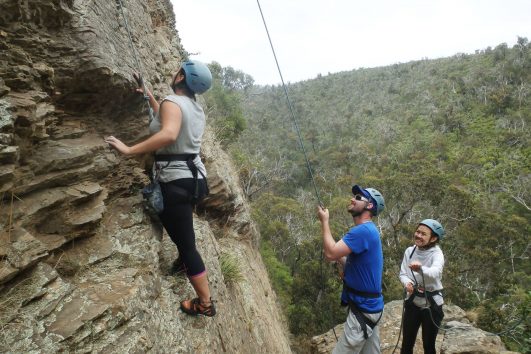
[170,0,531,85]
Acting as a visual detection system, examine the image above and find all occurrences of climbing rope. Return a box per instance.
[115,0,155,123]
[256,0,323,207]
[256,0,339,341]
[391,293,406,354]
[418,270,528,337]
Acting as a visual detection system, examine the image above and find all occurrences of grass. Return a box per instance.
[219,253,243,285]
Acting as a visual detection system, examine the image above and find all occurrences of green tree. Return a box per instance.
[230,38,530,352]
[204,62,251,145]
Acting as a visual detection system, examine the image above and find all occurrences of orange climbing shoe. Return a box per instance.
[180,298,216,317]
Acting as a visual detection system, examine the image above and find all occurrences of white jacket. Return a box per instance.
[399,245,445,307]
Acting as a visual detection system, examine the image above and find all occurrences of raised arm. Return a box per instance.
[317,206,351,261]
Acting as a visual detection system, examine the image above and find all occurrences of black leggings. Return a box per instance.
[159,178,207,277]
[401,300,444,354]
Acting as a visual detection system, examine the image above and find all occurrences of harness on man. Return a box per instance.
[154,154,209,202]
[342,281,383,339]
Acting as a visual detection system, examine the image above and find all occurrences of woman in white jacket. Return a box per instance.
[399,219,445,354]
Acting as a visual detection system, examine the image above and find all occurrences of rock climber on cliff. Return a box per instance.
[105,60,216,317]
[317,185,385,353]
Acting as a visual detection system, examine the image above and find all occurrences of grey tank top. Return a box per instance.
[149,94,207,182]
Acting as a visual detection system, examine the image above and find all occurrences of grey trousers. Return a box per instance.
[332,309,382,354]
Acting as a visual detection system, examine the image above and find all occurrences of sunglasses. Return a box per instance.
[353,194,369,202]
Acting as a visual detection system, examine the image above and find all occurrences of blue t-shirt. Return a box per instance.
[341,221,384,313]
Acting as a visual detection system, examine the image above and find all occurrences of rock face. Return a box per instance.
[311,300,516,354]
[0,1,291,353]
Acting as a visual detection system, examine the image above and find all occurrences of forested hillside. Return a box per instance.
[205,38,530,352]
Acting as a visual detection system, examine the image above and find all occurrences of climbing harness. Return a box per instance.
[342,280,382,299]
[154,154,209,203]
[341,280,383,339]
[115,0,155,123]
[347,300,383,340]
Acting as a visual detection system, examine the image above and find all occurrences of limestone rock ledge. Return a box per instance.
[311,300,517,354]
[0,0,291,353]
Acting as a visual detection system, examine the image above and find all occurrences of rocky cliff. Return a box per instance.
[0,0,291,352]
[0,2,521,354]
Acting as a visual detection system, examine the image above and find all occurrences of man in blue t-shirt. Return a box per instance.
[317,185,385,354]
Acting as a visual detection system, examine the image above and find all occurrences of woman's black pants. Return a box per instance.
[159,178,207,277]
[400,300,444,354]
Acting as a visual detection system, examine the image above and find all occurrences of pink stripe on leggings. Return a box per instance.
[189,270,206,279]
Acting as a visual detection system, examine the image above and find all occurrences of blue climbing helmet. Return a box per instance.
[181,60,212,94]
[419,219,445,240]
[351,185,385,216]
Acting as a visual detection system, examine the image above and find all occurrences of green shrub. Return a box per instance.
[220,253,244,284]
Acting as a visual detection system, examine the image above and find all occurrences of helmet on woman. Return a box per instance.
[352,185,385,216]
[181,60,212,94]
[419,219,445,239]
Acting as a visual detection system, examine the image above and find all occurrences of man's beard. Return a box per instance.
[348,209,363,217]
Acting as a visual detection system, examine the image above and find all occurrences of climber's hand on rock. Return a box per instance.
[133,72,147,95]
[105,136,131,155]
[133,72,143,87]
